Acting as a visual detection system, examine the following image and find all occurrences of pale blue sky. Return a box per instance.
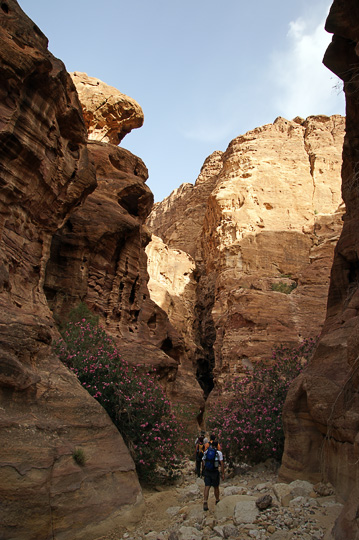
[18,0,344,202]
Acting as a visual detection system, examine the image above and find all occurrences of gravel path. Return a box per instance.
[97,460,343,540]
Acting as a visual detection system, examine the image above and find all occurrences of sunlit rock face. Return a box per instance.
[145,235,204,410]
[147,150,224,263]
[281,2,359,539]
[147,115,345,398]
[0,2,142,539]
[70,71,144,144]
[202,115,344,389]
[147,151,223,399]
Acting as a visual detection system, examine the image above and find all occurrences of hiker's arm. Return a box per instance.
[220,460,224,479]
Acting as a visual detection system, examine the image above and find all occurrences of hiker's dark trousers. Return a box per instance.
[196,459,202,477]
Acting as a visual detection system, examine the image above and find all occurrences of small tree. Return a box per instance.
[206,338,317,465]
[54,317,187,483]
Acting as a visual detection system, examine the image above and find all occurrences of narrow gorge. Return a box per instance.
[1,0,359,539]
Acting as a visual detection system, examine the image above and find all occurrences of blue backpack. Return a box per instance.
[204,447,218,471]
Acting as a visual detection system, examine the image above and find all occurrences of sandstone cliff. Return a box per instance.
[280,2,359,539]
[147,151,224,398]
[0,2,143,539]
[147,115,345,397]
[44,141,201,401]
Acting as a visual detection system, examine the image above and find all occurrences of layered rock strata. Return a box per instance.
[44,141,205,410]
[0,2,142,539]
[148,150,224,263]
[147,115,345,395]
[71,71,144,144]
[280,2,359,539]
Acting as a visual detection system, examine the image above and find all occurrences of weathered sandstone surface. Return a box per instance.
[71,71,144,145]
[0,2,142,539]
[280,2,359,539]
[147,115,345,396]
[147,151,225,397]
[148,150,224,263]
[44,140,204,410]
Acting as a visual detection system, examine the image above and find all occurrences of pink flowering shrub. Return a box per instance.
[54,318,185,483]
[206,337,317,465]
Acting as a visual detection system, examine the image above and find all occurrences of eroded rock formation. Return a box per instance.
[43,140,205,411]
[148,150,224,263]
[0,2,142,539]
[1,0,354,538]
[280,2,359,539]
[147,115,345,396]
[71,71,144,144]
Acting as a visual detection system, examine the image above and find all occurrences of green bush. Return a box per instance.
[206,338,317,465]
[271,281,297,294]
[54,318,187,484]
[72,448,86,466]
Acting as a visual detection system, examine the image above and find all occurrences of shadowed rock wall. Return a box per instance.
[44,141,201,404]
[280,2,359,539]
[40,68,206,415]
[0,2,143,539]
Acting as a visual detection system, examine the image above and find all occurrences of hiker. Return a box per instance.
[202,440,224,511]
[205,433,221,451]
[195,430,208,446]
[195,436,205,477]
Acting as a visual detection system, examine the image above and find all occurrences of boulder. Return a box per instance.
[214,494,258,521]
[256,494,273,510]
[177,482,201,502]
[233,498,260,525]
[176,526,203,540]
[71,71,144,144]
[273,480,314,507]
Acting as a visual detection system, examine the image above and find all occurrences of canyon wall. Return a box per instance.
[280,2,359,539]
[1,0,356,538]
[44,139,204,410]
[147,115,345,395]
[42,71,204,414]
[0,2,147,538]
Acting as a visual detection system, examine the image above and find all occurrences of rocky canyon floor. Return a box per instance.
[97,460,343,540]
